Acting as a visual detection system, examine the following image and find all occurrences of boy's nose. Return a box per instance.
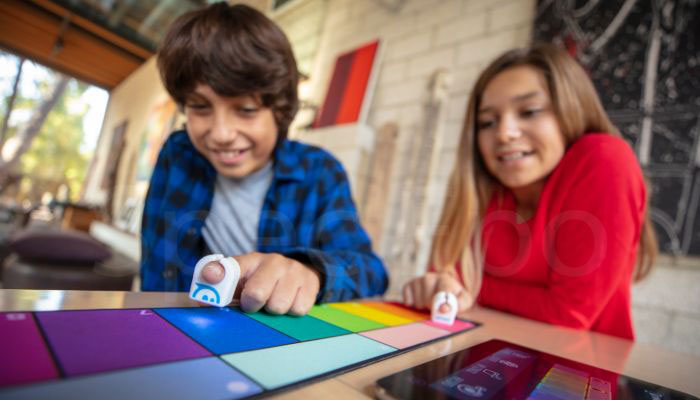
[210,112,239,143]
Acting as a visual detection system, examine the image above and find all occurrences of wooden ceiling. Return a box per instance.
[0,0,154,90]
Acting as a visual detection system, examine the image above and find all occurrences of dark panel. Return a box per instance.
[685,168,700,254]
[534,0,700,255]
[646,169,692,255]
[609,112,642,149]
[649,112,699,166]
[654,1,700,108]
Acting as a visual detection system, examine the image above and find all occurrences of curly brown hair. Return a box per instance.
[157,3,299,139]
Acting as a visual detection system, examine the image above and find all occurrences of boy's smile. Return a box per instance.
[211,147,250,166]
[185,84,278,179]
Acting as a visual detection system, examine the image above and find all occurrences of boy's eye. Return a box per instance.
[238,106,259,116]
[186,103,210,111]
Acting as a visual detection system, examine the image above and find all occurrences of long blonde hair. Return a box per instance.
[430,44,657,294]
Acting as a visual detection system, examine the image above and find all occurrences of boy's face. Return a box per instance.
[184,84,278,179]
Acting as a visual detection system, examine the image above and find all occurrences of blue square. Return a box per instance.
[155,307,297,354]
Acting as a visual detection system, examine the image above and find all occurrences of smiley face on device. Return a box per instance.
[191,282,222,305]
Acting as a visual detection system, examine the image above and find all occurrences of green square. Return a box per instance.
[245,311,350,341]
[307,304,385,332]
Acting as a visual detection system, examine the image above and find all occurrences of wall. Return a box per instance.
[291,0,535,293]
[82,57,172,223]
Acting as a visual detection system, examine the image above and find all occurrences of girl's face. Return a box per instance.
[184,84,278,179]
[476,66,566,197]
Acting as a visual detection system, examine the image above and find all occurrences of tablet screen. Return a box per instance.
[375,339,697,400]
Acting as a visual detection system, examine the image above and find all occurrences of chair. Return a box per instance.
[2,228,137,290]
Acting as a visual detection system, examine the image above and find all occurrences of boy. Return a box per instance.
[141,3,387,315]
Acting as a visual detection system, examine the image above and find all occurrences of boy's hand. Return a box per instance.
[201,253,320,316]
[402,272,474,313]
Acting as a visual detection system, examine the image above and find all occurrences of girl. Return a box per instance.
[403,44,657,340]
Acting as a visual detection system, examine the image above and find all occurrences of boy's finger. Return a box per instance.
[201,262,225,284]
[265,274,301,315]
[289,283,316,316]
[238,255,285,313]
[239,279,274,313]
[200,253,263,286]
[233,252,265,279]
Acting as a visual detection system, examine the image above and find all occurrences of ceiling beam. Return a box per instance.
[0,0,153,89]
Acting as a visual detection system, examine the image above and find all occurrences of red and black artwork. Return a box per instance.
[534,0,700,255]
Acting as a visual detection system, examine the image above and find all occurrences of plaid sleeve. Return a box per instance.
[140,138,174,291]
[280,159,388,302]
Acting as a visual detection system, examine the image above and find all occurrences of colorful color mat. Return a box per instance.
[0,301,478,399]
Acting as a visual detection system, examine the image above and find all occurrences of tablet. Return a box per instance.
[375,339,698,400]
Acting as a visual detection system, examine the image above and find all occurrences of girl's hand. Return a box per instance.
[402,272,474,313]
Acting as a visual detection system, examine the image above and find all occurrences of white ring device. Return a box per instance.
[431,291,458,326]
[189,254,240,307]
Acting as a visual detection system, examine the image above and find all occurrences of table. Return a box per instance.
[2,289,699,399]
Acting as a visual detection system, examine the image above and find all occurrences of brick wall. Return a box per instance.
[632,258,700,356]
[282,0,535,290]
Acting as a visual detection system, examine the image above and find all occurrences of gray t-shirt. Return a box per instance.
[202,162,273,256]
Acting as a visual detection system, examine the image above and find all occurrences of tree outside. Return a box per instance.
[0,50,108,206]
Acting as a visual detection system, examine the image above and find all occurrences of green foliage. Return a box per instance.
[1,52,96,203]
[19,80,92,202]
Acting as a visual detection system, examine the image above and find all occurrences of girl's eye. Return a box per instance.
[477,120,495,130]
[521,108,542,118]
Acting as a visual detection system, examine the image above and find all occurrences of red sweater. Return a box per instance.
[475,134,646,340]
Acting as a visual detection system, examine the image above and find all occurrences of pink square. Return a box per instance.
[423,318,475,333]
[360,323,450,349]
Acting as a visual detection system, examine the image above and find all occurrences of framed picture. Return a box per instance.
[135,98,178,182]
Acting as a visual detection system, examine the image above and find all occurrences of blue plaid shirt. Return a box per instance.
[140,130,388,302]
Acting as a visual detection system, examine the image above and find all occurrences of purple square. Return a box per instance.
[36,309,210,376]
